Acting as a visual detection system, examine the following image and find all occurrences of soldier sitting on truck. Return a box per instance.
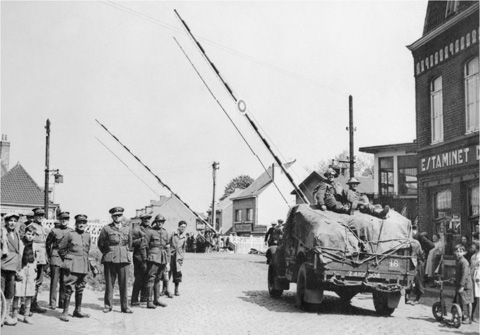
[314,168,351,214]
[345,177,390,219]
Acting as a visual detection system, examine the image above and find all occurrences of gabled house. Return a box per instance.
[133,195,204,235]
[1,162,58,218]
[212,188,243,234]
[231,161,298,236]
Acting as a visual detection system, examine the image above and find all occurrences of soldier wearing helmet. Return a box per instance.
[346,177,390,219]
[144,214,170,309]
[314,168,350,214]
[129,213,151,306]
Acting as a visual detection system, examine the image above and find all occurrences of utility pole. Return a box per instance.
[44,119,51,219]
[348,95,355,178]
[211,162,220,231]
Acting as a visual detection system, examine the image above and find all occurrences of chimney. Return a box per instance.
[0,134,10,173]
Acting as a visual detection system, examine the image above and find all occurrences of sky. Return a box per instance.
[1,0,428,221]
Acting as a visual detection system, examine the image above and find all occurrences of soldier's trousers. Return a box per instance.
[34,264,45,296]
[325,196,351,214]
[49,265,66,306]
[63,272,87,299]
[104,263,129,310]
[145,262,166,289]
[414,260,425,297]
[131,258,148,302]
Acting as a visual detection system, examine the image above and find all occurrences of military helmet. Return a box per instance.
[324,168,337,177]
[346,177,360,185]
[153,214,166,223]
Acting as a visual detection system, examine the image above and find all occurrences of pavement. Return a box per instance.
[2,253,479,335]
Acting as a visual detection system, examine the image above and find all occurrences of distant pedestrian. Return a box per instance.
[169,220,187,296]
[264,221,277,247]
[130,213,151,306]
[97,207,133,313]
[425,234,444,282]
[453,244,473,324]
[46,211,73,309]
[58,214,91,322]
[406,239,425,305]
[144,214,170,308]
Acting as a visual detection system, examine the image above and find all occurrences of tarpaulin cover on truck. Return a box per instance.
[283,204,412,259]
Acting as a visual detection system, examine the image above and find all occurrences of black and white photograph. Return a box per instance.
[1,1,479,334]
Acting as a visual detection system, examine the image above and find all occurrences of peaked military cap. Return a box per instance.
[59,212,70,219]
[109,207,124,215]
[25,211,35,218]
[33,208,45,216]
[140,213,152,220]
[153,214,166,222]
[75,214,88,222]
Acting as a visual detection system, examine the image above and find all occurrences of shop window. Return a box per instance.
[246,208,253,222]
[379,157,394,195]
[398,155,417,196]
[469,185,479,235]
[430,76,443,143]
[465,57,479,133]
[235,209,242,222]
[434,189,452,218]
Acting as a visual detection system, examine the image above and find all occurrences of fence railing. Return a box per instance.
[228,235,268,254]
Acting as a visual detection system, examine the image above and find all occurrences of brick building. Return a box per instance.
[407,0,479,271]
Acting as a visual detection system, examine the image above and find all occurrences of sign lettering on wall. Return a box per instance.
[420,145,479,172]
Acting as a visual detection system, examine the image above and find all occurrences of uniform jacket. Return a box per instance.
[455,257,473,290]
[58,230,91,274]
[27,221,48,265]
[0,227,22,272]
[314,181,345,206]
[145,227,170,265]
[97,223,132,264]
[46,226,74,267]
[130,224,149,262]
[264,227,275,243]
[170,230,186,270]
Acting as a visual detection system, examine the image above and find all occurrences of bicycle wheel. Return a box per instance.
[451,303,462,329]
[432,302,443,321]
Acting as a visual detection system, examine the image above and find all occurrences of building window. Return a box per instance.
[465,57,479,133]
[379,157,394,195]
[434,189,451,219]
[430,77,443,143]
[445,0,459,17]
[235,209,242,222]
[398,156,417,196]
[246,208,253,222]
[469,185,479,236]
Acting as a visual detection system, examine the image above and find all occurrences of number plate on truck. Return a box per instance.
[388,259,402,271]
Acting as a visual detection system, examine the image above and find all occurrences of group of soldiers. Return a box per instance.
[314,168,390,219]
[1,206,187,326]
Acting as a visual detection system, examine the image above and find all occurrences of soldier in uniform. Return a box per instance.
[97,207,133,313]
[169,220,187,296]
[58,214,91,322]
[130,213,151,306]
[345,177,390,218]
[314,168,350,214]
[28,208,48,313]
[46,211,73,309]
[144,214,170,308]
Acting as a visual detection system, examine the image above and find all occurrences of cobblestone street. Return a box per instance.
[3,253,479,335]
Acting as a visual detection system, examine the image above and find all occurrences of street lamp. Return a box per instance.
[44,119,63,219]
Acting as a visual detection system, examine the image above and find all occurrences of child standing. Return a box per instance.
[12,225,37,324]
[454,244,474,324]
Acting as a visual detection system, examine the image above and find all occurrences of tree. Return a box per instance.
[312,150,374,177]
[219,175,254,201]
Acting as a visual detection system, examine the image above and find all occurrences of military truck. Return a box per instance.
[267,204,415,316]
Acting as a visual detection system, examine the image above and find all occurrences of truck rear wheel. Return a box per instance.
[296,263,317,312]
[372,290,395,316]
[268,263,283,297]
